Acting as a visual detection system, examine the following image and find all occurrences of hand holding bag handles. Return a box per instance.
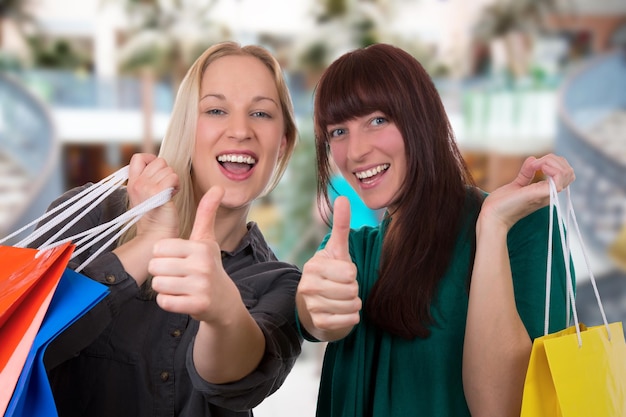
[520,178,626,417]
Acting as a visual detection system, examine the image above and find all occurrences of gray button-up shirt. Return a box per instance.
[34,186,302,417]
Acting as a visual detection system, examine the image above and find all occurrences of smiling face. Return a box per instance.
[327,112,406,212]
[191,55,287,210]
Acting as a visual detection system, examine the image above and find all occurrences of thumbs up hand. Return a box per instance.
[297,196,362,342]
[149,186,240,323]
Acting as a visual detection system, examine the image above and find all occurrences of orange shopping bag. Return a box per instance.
[0,241,74,415]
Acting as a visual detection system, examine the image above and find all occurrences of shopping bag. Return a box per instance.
[520,179,626,416]
[0,242,74,416]
[5,267,108,417]
[522,322,626,416]
[0,164,174,416]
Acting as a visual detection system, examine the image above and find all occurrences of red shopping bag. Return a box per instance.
[0,241,74,415]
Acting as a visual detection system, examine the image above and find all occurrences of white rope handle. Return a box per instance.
[0,166,130,248]
[544,177,611,346]
[37,187,174,272]
[1,164,174,273]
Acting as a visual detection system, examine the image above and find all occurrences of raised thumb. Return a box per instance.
[189,186,225,241]
[324,196,351,261]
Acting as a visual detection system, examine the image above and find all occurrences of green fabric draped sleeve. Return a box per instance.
[304,203,572,417]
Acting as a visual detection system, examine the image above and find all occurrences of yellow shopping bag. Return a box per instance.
[521,179,626,417]
[521,322,626,416]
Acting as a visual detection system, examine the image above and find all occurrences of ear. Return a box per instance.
[278,133,288,159]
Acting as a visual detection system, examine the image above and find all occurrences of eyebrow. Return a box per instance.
[200,93,279,107]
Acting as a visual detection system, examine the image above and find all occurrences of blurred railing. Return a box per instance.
[0,71,62,241]
[556,49,626,255]
[16,69,174,112]
[459,74,563,154]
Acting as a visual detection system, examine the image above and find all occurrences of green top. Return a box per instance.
[300,204,571,417]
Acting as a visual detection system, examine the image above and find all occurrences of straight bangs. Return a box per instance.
[314,54,401,139]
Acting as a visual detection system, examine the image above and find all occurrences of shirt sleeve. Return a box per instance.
[185,264,303,411]
[33,186,141,370]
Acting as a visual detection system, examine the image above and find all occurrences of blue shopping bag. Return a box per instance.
[5,268,108,417]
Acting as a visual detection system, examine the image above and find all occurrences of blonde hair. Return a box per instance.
[123,41,298,242]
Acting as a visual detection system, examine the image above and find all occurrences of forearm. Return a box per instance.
[192,301,265,384]
[463,219,532,417]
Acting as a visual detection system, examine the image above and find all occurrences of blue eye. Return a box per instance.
[329,128,346,138]
[252,111,271,118]
[205,109,225,115]
[372,117,387,126]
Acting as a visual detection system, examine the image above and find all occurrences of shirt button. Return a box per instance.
[171,329,182,338]
[105,275,116,284]
[160,371,170,382]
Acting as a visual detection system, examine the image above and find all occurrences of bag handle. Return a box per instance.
[0,165,174,273]
[0,166,130,248]
[544,177,611,346]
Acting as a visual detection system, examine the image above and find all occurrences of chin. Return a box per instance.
[221,190,256,209]
[361,196,387,211]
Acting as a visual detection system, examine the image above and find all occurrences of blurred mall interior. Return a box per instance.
[1,1,626,416]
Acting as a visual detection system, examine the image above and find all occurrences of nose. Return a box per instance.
[227,112,252,141]
[346,132,371,162]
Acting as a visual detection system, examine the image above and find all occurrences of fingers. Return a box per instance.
[531,154,575,191]
[299,257,362,333]
[513,154,575,192]
[129,154,176,189]
[128,153,157,180]
[513,156,538,187]
[127,154,179,208]
[324,196,351,261]
[189,187,225,242]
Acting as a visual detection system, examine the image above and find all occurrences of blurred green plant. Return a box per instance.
[110,0,230,87]
[268,119,321,268]
[27,37,91,70]
[472,0,558,79]
[473,0,557,39]
[293,0,449,83]
[293,0,384,77]
[0,0,37,69]
[0,0,34,46]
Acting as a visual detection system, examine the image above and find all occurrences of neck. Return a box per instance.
[214,206,250,252]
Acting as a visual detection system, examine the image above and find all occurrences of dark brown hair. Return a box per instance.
[313,43,480,339]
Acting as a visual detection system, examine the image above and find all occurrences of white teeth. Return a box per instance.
[217,154,256,164]
[355,164,389,180]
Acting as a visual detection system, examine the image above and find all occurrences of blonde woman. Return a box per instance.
[35,41,301,417]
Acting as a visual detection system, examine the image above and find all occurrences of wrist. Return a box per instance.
[475,212,510,241]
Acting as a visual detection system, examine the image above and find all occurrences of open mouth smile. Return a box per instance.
[355,164,389,183]
[217,153,257,174]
